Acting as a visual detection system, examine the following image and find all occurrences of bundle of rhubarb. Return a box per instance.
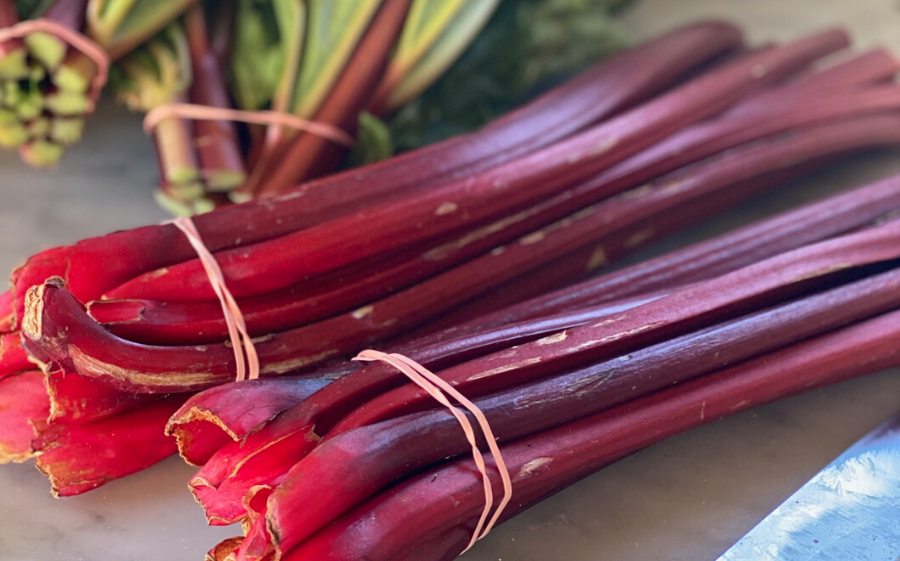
[173,178,900,560]
[121,0,631,213]
[3,22,900,504]
[0,0,196,166]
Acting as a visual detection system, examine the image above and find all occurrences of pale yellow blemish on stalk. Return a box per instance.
[520,231,546,245]
[599,323,662,343]
[625,228,655,248]
[422,209,532,260]
[467,357,542,381]
[434,202,458,216]
[263,349,340,375]
[593,315,625,328]
[591,136,619,156]
[352,305,374,320]
[731,400,750,411]
[68,345,221,387]
[21,283,47,341]
[513,457,553,482]
[791,263,853,283]
[620,183,655,199]
[585,245,608,271]
[491,246,507,256]
[536,331,567,345]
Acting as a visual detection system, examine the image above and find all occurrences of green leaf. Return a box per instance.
[230,0,284,110]
[379,0,499,112]
[270,0,305,112]
[14,0,56,19]
[111,22,192,111]
[347,111,393,167]
[387,0,633,151]
[289,0,382,117]
[87,0,200,59]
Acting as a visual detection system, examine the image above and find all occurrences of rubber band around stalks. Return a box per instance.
[0,20,109,110]
[354,350,513,553]
[171,217,260,382]
[143,103,356,147]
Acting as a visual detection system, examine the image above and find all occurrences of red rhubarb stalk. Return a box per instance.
[189,222,900,527]
[0,371,49,463]
[240,267,900,560]
[440,171,900,336]
[0,290,13,332]
[108,30,850,302]
[22,116,900,395]
[280,308,900,561]
[0,332,31,378]
[88,88,900,344]
[328,219,900,434]
[21,114,896,398]
[167,376,332,466]
[43,368,157,424]
[9,22,742,322]
[184,4,245,191]
[32,395,185,496]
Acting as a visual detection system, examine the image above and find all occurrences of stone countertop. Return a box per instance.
[2,1,900,559]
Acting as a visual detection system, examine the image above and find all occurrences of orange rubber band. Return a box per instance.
[353,350,512,553]
[0,20,109,110]
[171,217,260,382]
[143,103,356,147]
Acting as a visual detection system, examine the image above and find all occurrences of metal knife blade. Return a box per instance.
[717,412,900,561]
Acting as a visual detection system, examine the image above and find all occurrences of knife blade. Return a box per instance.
[716,412,900,561]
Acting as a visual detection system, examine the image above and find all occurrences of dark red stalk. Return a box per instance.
[184,4,245,191]
[88,88,900,344]
[32,395,185,496]
[801,48,898,86]
[168,299,643,467]
[109,30,851,302]
[417,168,819,332]
[167,376,332,466]
[178,296,662,517]
[242,268,900,560]
[9,22,741,323]
[22,117,900,395]
[0,371,49,463]
[188,223,900,526]
[731,48,899,115]
[462,173,900,331]
[328,220,900,434]
[281,308,900,561]
[15,119,884,398]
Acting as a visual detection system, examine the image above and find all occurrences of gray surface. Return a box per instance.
[1,1,900,560]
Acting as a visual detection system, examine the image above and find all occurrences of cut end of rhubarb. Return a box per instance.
[166,406,239,467]
[206,537,244,561]
[20,283,48,343]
